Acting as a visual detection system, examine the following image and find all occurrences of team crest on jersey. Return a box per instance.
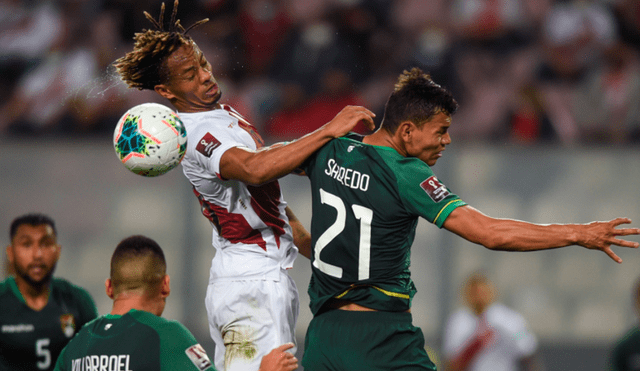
[60,314,76,338]
[185,344,213,371]
[196,132,221,158]
[420,176,450,203]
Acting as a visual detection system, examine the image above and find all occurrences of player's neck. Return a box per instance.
[111,296,164,316]
[14,276,50,311]
[362,130,407,156]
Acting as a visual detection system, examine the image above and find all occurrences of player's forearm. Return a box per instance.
[477,219,578,252]
[235,128,335,185]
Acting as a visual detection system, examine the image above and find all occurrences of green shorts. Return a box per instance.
[302,310,437,371]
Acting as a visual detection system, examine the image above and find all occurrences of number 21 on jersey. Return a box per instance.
[314,188,372,280]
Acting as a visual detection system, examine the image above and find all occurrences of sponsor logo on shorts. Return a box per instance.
[420,176,450,202]
[196,133,221,157]
[185,344,213,371]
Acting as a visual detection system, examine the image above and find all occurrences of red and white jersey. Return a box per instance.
[179,105,298,281]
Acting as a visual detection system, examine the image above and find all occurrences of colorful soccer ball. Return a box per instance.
[113,103,187,177]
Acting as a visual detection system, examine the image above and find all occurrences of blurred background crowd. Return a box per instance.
[1,0,639,145]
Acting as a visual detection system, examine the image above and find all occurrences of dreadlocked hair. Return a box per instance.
[114,0,208,90]
[381,67,458,134]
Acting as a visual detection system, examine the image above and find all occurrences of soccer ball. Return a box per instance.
[113,103,187,177]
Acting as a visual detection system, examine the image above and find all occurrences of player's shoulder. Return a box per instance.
[51,277,92,297]
[179,107,233,128]
[0,276,14,294]
[129,310,191,335]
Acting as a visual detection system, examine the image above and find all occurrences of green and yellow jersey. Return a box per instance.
[301,134,466,315]
[53,309,216,371]
[0,277,98,371]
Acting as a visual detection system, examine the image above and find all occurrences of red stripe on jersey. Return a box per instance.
[222,104,265,148]
[247,181,286,248]
[193,187,267,250]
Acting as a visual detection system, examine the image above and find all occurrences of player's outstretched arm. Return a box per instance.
[443,206,640,263]
[220,106,375,185]
[258,343,298,371]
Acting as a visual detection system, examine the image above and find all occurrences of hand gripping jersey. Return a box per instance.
[301,134,467,315]
[0,277,98,371]
[53,309,216,371]
[180,105,297,281]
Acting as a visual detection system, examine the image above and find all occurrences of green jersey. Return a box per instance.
[53,309,216,371]
[301,134,466,315]
[0,277,98,371]
[611,326,640,371]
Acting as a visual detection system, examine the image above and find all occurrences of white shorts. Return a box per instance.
[205,269,299,371]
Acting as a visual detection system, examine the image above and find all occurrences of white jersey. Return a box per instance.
[443,303,538,371]
[179,105,298,281]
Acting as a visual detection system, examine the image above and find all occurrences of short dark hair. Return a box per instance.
[110,235,167,297]
[10,213,57,240]
[381,67,458,134]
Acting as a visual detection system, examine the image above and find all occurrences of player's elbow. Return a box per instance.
[475,229,512,251]
[242,164,276,186]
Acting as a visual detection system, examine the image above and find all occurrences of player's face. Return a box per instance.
[405,112,452,166]
[7,224,60,288]
[159,43,221,112]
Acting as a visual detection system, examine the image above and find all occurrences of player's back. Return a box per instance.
[53,309,215,371]
[302,134,466,314]
[178,105,297,280]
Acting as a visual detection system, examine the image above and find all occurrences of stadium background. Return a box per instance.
[1,0,640,369]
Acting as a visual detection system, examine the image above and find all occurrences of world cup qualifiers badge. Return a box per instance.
[196,132,221,158]
[420,176,450,203]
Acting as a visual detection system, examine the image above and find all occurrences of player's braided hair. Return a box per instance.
[114,0,208,90]
[381,67,458,134]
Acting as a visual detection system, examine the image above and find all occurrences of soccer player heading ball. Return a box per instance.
[113,1,374,370]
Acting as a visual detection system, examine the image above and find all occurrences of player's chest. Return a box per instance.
[0,300,80,347]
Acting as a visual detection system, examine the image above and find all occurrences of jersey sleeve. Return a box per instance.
[188,119,251,179]
[157,321,217,371]
[393,158,466,227]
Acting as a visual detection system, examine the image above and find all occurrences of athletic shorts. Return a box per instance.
[205,269,299,371]
[302,309,437,371]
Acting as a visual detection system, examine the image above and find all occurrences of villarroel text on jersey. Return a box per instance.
[71,354,131,371]
[324,158,370,191]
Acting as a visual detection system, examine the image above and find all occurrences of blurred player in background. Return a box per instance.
[610,277,640,371]
[442,272,543,371]
[113,2,374,370]
[53,235,298,371]
[0,213,98,371]
[298,67,640,370]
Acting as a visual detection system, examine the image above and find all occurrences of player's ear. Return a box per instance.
[154,84,176,100]
[160,275,170,298]
[398,121,415,143]
[5,245,13,264]
[105,278,114,299]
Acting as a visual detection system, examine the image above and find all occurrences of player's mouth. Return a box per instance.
[205,83,218,97]
[28,264,48,276]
